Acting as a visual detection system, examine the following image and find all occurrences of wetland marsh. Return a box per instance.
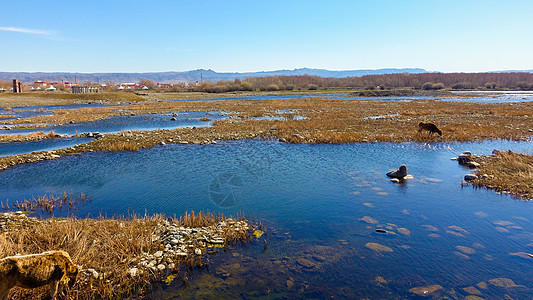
[1,91,532,299]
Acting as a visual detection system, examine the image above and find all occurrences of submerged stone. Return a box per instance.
[456,246,476,254]
[454,251,470,259]
[422,225,439,231]
[475,211,489,218]
[297,258,317,268]
[493,220,513,226]
[473,243,485,249]
[463,286,483,295]
[359,216,378,224]
[488,278,523,288]
[365,242,393,253]
[397,228,411,236]
[476,282,488,289]
[495,227,510,233]
[374,276,388,285]
[286,279,294,289]
[446,230,466,238]
[409,284,443,297]
[464,296,484,300]
[509,252,533,259]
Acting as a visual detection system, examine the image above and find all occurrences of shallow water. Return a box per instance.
[0,137,92,157]
[1,140,532,298]
[330,91,533,103]
[0,111,226,136]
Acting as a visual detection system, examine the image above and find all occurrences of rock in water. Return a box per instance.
[386,165,408,179]
[409,284,443,297]
[464,174,477,181]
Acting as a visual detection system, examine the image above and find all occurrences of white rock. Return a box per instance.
[129,268,138,277]
[157,264,166,271]
[154,251,163,258]
[195,248,202,255]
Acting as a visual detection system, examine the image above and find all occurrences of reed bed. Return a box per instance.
[1,211,252,299]
[1,192,89,214]
[470,150,533,200]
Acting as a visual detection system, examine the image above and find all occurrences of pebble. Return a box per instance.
[464,174,477,181]
[129,268,138,277]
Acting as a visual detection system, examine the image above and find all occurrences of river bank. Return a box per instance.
[0,210,254,299]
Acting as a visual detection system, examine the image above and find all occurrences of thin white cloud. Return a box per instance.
[0,26,56,36]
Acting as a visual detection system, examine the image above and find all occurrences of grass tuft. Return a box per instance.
[470,150,533,200]
[101,141,139,152]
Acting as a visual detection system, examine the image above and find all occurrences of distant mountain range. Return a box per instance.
[0,68,428,84]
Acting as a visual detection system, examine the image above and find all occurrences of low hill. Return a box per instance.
[0,68,427,84]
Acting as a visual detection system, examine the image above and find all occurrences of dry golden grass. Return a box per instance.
[100,140,139,152]
[1,211,251,299]
[0,131,58,143]
[4,95,532,145]
[470,150,533,200]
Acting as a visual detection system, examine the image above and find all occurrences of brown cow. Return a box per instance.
[0,251,79,300]
[418,122,442,136]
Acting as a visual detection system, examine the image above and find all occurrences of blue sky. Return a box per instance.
[1,0,532,73]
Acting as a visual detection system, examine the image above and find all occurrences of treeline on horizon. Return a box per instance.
[195,72,533,92]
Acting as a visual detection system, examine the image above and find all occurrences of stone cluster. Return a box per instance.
[451,151,488,181]
[128,219,250,276]
[0,211,36,230]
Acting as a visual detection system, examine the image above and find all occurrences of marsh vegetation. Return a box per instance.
[1,211,252,299]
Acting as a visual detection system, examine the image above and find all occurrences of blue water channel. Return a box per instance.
[0,139,532,299]
[0,111,226,136]
[0,137,92,157]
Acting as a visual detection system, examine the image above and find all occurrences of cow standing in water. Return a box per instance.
[418,122,442,136]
